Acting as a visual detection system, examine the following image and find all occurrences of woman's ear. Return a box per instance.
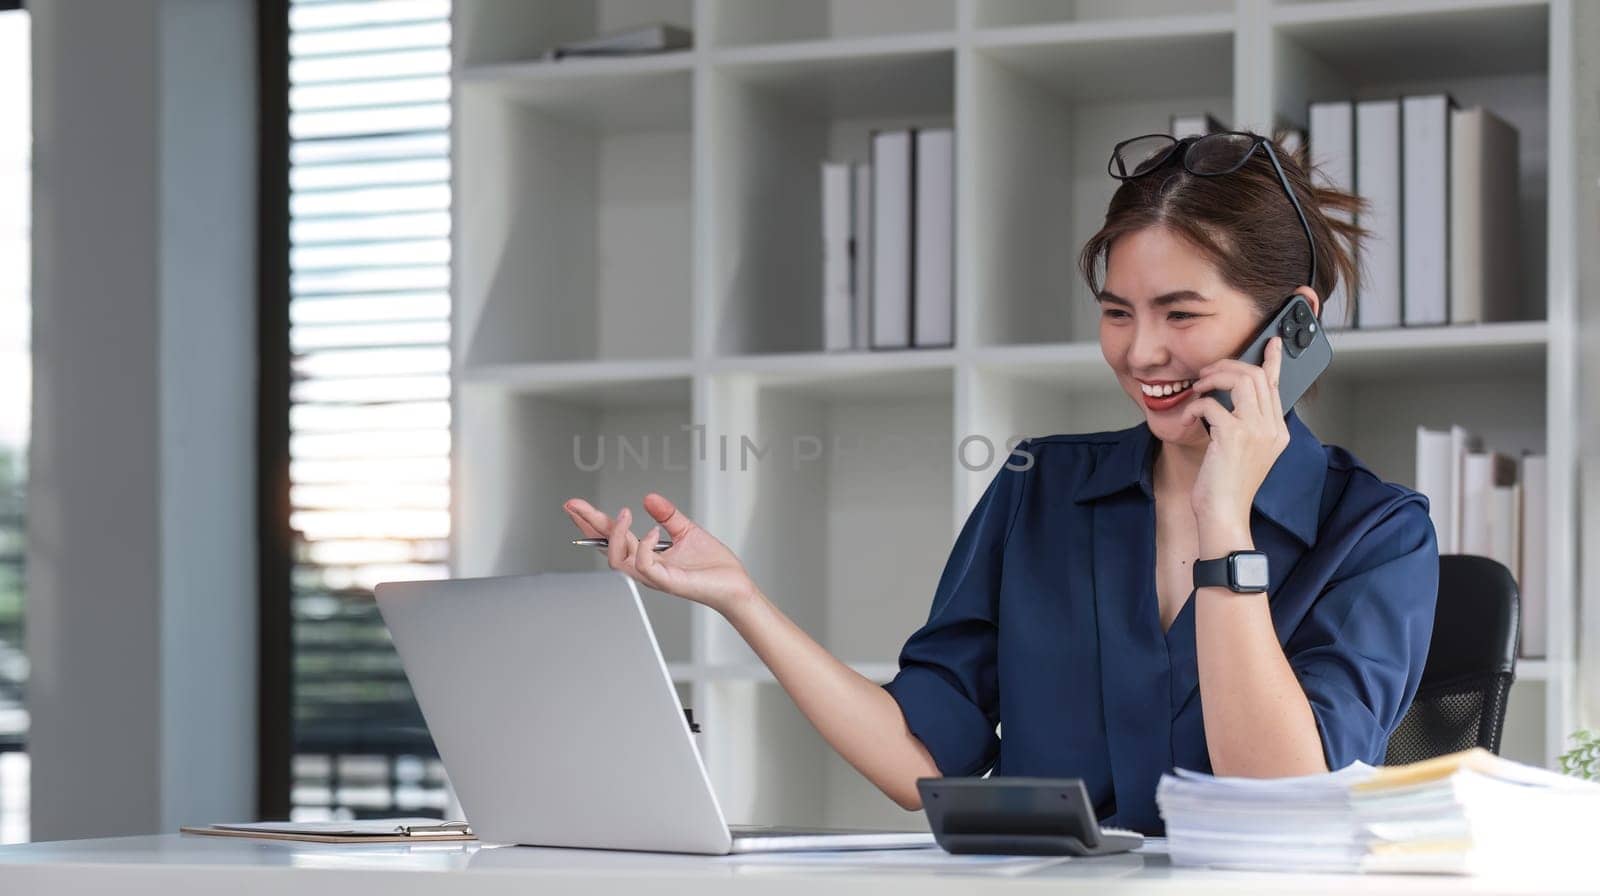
[1292,286,1322,321]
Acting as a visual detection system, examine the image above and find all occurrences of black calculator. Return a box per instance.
[917,777,1145,856]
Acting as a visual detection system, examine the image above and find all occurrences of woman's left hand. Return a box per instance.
[1179,336,1291,529]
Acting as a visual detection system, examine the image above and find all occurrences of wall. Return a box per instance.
[27,0,257,839]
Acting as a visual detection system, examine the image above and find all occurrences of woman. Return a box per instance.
[562,131,1439,836]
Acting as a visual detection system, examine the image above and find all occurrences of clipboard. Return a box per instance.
[181,819,475,844]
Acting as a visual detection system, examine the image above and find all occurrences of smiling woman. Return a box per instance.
[561,127,1440,836]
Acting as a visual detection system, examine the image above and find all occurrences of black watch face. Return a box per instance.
[1232,553,1270,590]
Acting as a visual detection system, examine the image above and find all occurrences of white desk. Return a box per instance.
[0,834,1589,895]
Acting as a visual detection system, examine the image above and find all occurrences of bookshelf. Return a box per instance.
[451,0,1585,829]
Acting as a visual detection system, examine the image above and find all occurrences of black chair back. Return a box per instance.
[1383,554,1519,766]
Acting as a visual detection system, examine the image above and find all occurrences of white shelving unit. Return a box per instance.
[451,0,1582,829]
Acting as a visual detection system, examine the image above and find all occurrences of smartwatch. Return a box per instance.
[1193,550,1270,593]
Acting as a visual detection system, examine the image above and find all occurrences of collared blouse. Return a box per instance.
[882,409,1440,836]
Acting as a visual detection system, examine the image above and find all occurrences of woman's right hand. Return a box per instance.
[562,493,757,618]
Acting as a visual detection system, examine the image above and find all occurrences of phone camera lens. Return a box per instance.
[1292,304,1312,325]
[1294,328,1313,349]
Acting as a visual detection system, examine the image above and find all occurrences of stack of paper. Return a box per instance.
[1354,748,1600,876]
[1157,761,1377,872]
[1158,749,1600,876]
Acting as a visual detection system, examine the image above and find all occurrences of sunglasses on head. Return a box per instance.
[1107,131,1317,291]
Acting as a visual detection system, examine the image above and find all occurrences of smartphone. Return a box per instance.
[1204,294,1332,419]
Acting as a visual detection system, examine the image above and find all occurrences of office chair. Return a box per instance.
[1383,554,1519,765]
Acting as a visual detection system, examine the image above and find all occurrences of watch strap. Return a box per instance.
[1192,555,1233,590]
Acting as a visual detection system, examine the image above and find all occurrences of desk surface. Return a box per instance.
[0,834,1589,895]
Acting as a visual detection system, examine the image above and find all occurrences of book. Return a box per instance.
[1402,94,1454,327]
[1519,453,1547,657]
[1458,450,1517,568]
[1415,424,1479,554]
[1489,481,1521,587]
[1309,100,1355,329]
[852,163,873,349]
[821,162,854,352]
[1356,99,1403,329]
[1170,112,1226,138]
[1449,107,1522,324]
[870,129,912,350]
[913,127,954,348]
[543,23,692,60]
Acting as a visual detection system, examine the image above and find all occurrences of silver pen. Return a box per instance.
[572,537,673,552]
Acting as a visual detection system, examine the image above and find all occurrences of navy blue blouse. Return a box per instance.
[882,409,1439,836]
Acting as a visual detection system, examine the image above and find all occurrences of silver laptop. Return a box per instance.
[374,570,936,855]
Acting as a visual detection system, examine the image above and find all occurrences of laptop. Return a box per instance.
[374,570,937,855]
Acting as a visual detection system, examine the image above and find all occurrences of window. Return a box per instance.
[285,0,452,821]
[0,4,29,846]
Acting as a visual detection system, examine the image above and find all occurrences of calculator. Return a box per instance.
[916,777,1145,856]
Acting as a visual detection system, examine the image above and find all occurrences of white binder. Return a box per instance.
[913,127,954,348]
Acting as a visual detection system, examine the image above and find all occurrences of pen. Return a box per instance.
[572,537,673,552]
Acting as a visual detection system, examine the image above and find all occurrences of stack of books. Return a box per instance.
[1307,97,1523,331]
[1414,425,1545,658]
[820,127,954,352]
[539,23,692,61]
[1158,748,1600,876]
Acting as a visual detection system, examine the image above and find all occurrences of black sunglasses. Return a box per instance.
[1107,131,1317,291]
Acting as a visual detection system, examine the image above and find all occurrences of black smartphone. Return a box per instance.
[1205,294,1332,420]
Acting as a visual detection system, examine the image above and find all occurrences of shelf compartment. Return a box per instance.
[706,47,955,357]
[454,0,695,67]
[1322,320,1547,379]
[960,365,1141,515]
[710,42,956,119]
[977,0,1232,29]
[972,19,1234,103]
[1273,0,1549,82]
[703,367,956,673]
[967,28,1234,347]
[705,0,956,47]
[1269,2,1550,318]
[459,53,695,131]
[1297,360,1545,493]
[453,377,697,662]
[455,68,693,366]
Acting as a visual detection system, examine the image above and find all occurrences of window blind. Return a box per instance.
[286,0,452,820]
